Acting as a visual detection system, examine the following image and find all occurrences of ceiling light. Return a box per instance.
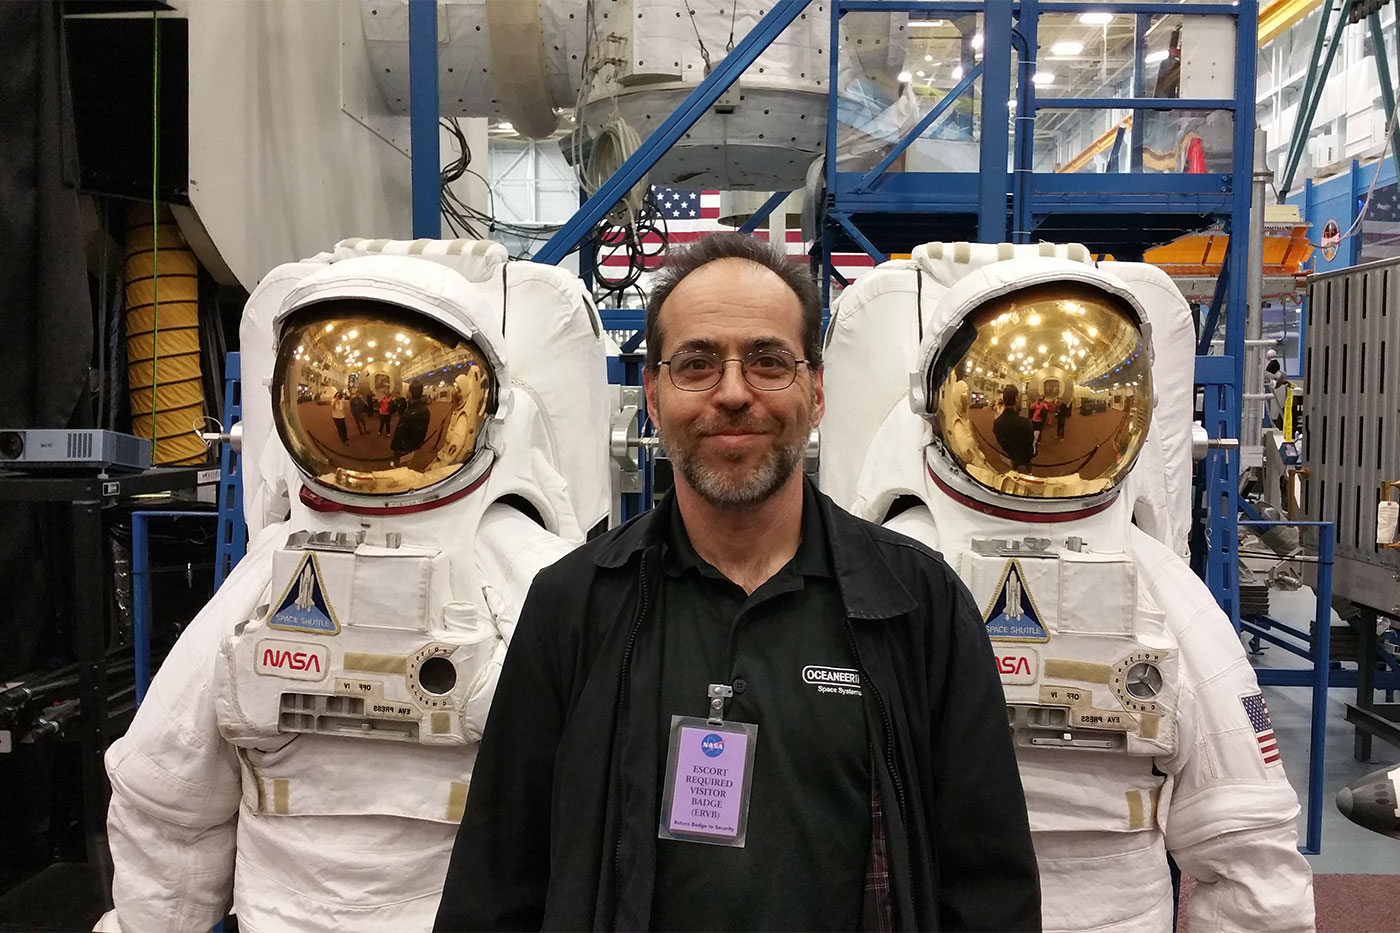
[348,330,359,339]
[1079,12,1113,25]
[924,54,933,62]
[916,70,926,77]
[971,32,984,50]
[497,121,514,131]
[1033,70,1054,85]
[897,71,912,82]
[367,340,377,348]
[1050,40,1083,56]
[1145,49,1169,65]
[952,65,964,79]
[323,324,335,333]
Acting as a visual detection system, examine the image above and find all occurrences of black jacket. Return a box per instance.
[391,399,431,454]
[435,482,1040,932]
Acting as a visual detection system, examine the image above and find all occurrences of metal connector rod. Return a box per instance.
[1192,423,1242,460]
[199,421,243,454]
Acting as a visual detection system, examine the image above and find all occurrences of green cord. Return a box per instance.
[150,8,160,461]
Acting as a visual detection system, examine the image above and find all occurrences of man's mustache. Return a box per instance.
[695,413,779,436]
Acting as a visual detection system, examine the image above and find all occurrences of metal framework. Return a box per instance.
[404,0,1344,845]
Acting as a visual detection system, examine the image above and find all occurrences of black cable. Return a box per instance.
[591,187,670,299]
[437,117,566,259]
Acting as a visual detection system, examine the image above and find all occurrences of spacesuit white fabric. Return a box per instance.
[102,257,597,932]
[835,256,1314,932]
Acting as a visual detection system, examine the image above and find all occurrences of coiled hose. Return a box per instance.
[124,206,206,465]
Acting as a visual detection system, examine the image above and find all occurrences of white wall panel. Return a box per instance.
[182,0,413,291]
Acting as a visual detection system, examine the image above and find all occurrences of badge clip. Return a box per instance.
[707,683,733,725]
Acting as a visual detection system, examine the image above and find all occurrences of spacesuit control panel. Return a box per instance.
[962,535,1177,758]
[215,530,501,749]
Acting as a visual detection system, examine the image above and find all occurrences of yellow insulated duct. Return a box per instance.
[124,206,206,465]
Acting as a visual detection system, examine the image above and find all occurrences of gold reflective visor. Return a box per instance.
[929,283,1151,499]
[272,301,493,497]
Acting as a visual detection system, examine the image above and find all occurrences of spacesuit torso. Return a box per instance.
[838,255,1313,933]
[102,255,603,933]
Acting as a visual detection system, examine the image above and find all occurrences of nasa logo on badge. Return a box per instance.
[701,733,725,758]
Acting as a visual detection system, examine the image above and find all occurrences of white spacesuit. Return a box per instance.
[101,256,597,932]
[837,256,1314,932]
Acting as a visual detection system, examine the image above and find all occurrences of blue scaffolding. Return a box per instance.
[405,0,1337,848]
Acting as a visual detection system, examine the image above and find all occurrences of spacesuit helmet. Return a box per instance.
[270,256,507,512]
[912,260,1153,517]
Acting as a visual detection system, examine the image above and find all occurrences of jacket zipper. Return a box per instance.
[845,621,907,821]
[611,552,655,905]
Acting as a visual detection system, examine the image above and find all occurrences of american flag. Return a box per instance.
[1241,693,1282,767]
[597,186,876,284]
[1359,182,1400,264]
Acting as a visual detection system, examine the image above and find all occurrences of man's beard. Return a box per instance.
[660,403,812,510]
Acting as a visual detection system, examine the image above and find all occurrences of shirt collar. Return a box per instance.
[662,479,834,580]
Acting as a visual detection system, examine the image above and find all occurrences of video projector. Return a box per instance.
[0,429,152,472]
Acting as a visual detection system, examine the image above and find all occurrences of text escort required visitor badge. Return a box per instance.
[659,692,758,847]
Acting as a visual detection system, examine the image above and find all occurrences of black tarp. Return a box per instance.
[0,0,95,676]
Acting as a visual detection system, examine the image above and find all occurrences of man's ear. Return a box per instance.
[643,366,659,422]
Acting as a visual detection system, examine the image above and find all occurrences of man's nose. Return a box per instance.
[712,360,753,406]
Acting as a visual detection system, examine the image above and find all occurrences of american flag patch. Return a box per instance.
[1241,693,1282,766]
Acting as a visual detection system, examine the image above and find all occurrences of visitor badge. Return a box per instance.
[658,714,758,847]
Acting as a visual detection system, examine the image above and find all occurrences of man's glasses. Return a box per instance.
[660,348,810,392]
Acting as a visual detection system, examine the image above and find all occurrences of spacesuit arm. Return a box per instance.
[475,500,576,646]
[452,502,577,744]
[1152,551,1314,932]
[435,561,572,931]
[100,525,284,933]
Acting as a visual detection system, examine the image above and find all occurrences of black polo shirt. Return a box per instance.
[650,486,870,932]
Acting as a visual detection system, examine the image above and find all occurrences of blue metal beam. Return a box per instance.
[409,0,440,239]
[1012,0,1039,242]
[1036,97,1235,111]
[830,213,889,264]
[1279,0,1354,200]
[1368,13,1400,190]
[1037,1,1243,12]
[1194,354,1235,385]
[1197,262,1230,356]
[978,0,1013,242]
[855,63,985,192]
[737,191,793,234]
[536,0,812,265]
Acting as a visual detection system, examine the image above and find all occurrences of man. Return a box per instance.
[330,390,350,443]
[1265,358,1292,431]
[993,385,1036,472]
[434,233,1040,932]
[378,391,393,434]
[391,380,432,466]
[350,388,371,435]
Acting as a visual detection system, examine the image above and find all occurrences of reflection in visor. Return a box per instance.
[928,283,1151,500]
[272,301,494,497]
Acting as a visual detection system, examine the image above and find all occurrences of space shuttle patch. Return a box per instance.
[267,552,341,635]
[982,559,1049,643]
